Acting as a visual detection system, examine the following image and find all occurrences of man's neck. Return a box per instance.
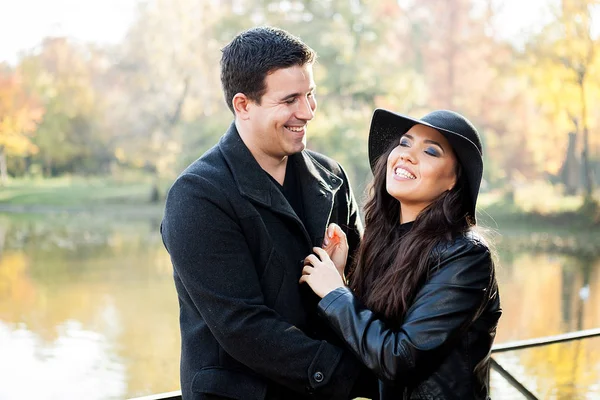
[236,121,288,185]
[264,157,288,185]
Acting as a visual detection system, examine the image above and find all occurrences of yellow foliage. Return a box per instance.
[114,147,126,162]
[0,69,44,156]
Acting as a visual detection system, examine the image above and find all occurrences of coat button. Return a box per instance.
[313,371,324,382]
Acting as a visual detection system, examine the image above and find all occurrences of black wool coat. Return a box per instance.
[161,123,373,400]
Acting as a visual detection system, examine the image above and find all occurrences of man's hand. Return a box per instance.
[322,223,349,281]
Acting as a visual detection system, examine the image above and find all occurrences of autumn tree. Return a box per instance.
[109,0,225,201]
[0,66,44,184]
[383,0,537,188]
[18,38,109,176]
[212,0,406,191]
[523,0,600,198]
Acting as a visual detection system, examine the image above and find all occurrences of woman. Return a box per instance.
[300,109,502,399]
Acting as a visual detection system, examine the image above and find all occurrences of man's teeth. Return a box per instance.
[286,126,304,132]
[395,168,416,179]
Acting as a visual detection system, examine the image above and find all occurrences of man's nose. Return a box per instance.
[296,97,315,120]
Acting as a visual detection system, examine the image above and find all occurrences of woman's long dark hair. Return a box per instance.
[348,143,475,325]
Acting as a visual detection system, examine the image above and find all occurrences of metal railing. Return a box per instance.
[489,327,600,400]
[129,390,182,400]
[130,327,600,400]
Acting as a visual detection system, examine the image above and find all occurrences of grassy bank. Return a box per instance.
[0,176,166,218]
[1,177,599,232]
[478,181,599,230]
[476,182,600,257]
[2,177,599,222]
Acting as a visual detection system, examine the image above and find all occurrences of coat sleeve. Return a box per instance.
[161,172,362,399]
[316,241,493,384]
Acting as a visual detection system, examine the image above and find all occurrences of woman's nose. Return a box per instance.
[399,149,416,164]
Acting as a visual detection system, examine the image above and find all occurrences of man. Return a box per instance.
[161,26,371,400]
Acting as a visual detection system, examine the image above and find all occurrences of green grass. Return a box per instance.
[478,181,600,229]
[476,182,600,257]
[0,176,155,206]
[2,177,600,255]
[0,176,169,218]
[2,177,599,227]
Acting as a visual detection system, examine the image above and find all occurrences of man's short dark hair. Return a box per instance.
[220,26,316,114]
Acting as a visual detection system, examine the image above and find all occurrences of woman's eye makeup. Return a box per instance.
[425,147,440,157]
[399,139,440,156]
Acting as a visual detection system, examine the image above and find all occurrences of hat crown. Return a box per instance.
[421,110,482,155]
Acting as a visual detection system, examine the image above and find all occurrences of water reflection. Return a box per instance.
[0,320,125,400]
[0,213,179,399]
[0,213,598,399]
[490,250,600,399]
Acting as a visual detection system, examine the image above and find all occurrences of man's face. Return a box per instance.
[245,64,317,160]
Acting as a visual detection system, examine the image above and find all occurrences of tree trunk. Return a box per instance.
[0,146,7,186]
[580,78,593,199]
[560,132,579,195]
[149,175,161,203]
[44,155,52,178]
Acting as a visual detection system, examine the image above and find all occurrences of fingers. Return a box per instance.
[324,223,340,246]
[327,223,339,238]
[301,265,314,275]
[324,224,347,246]
[304,254,320,266]
[312,247,329,260]
[299,265,313,284]
[335,226,347,241]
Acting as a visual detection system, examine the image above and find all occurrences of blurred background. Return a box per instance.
[0,0,599,399]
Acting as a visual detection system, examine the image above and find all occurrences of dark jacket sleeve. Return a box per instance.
[316,240,492,384]
[162,172,361,398]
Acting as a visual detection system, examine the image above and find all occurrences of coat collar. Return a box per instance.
[219,122,343,245]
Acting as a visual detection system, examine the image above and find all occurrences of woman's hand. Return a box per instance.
[322,223,349,279]
[299,247,345,298]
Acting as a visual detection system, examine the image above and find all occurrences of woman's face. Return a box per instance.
[386,124,458,216]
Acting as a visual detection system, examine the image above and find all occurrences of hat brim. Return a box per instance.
[368,108,483,220]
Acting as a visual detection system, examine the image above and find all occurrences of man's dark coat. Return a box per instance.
[161,123,369,400]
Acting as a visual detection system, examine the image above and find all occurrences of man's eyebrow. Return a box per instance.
[279,86,316,102]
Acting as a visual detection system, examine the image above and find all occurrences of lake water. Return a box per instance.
[0,212,598,399]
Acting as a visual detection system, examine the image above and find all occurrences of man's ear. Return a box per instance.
[232,93,251,120]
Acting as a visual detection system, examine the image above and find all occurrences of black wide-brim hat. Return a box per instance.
[368,108,483,221]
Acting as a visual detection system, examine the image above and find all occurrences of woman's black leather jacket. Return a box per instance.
[317,232,502,400]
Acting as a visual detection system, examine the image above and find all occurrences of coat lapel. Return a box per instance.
[219,122,343,248]
[293,152,342,246]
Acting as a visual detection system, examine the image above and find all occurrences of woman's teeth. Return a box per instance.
[395,168,416,179]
